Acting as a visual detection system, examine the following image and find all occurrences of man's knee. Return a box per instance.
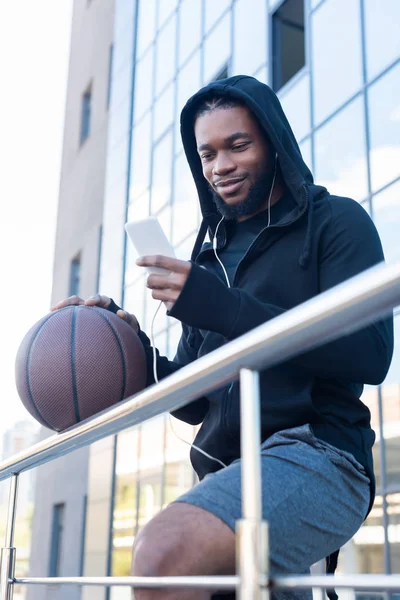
[131,503,235,579]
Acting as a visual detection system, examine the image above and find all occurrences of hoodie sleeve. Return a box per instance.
[137,326,209,425]
[168,199,394,385]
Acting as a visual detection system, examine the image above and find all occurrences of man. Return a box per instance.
[53,76,394,600]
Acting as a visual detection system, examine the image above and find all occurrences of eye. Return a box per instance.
[200,152,213,161]
[232,142,249,151]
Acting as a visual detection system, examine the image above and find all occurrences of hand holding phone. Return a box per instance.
[124,217,176,275]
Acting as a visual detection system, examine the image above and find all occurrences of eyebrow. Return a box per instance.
[197,131,251,153]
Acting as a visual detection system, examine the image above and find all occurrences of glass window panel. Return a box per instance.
[314,97,368,202]
[154,83,175,142]
[368,62,400,193]
[127,190,150,221]
[164,416,196,507]
[338,495,385,574]
[232,0,267,75]
[133,49,154,122]
[115,0,136,37]
[113,21,135,77]
[204,13,231,83]
[137,417,165,529]
[381,317,400,488]
[299,137,312,174]
[110,55,133,111]
[112,428,139,576]
[155,14,177,97]
[388,493,400,573]
[253,63,268,85]
[129,114,152,200]
[151,131,173,213]
[123,276,146,324]
[108,95,131,150]
[176,51,201,143]
[311,0,363,125]
[172,153,199,244]
[137,0,156,57]
[279,73,310,142]
[157,0,178,29]
[373,179,400,266]
[106,134,130,190]
[204,0,230,33]
[178,0,202,67]
[174,231,197,261]
[364,0,400,81]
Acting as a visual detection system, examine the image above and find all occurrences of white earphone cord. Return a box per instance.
[150,301,227,469]
[149,154,278,470]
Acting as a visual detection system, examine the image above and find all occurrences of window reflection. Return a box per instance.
[204,0,230,33]
[314,97,368,202]
[368,62,400,193]
[137,417,165,530]
[154,84,175,142]
[155,14,177,97]
[279,73,310,142]
[179,0,202,67]
[137,0,156,58]
[381,318,400,488]
[311,0,363,125]
[299,137,312,174]
[151,130,173,213]
[129,114,151,200]
[176,51,201,143]
[134,49,154,123]
[204,13,231,83]
[112,428,139,576]
[373,179,400,266]
[233,0,267,75]
[388,493,400,573]
[157,0,178,30]
[123,275,146,324]
[172,153,199,244]
[364,0,400,81]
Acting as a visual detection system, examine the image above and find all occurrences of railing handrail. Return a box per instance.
[1,260,399,481]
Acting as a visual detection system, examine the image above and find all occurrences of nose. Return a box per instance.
[213,151,236,176]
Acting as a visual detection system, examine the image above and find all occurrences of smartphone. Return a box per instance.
[124,217,176,275]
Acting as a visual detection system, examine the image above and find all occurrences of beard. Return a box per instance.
[209,167,275,220]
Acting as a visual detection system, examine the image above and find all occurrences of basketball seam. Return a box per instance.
[90,307,127,401]
[71,307,81,423]
[25,312,59,430]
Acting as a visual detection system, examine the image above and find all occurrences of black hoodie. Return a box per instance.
[136,76,393,552]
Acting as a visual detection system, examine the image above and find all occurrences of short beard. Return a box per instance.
[209,169,275,220]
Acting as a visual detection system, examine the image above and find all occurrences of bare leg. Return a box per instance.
[131,502,236,600]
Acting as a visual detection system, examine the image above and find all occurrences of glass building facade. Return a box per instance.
[93,0,400,597]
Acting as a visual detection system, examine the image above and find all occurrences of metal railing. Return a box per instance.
[1,261,400,599]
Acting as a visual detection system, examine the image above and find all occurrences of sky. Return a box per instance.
[0,1,73,440]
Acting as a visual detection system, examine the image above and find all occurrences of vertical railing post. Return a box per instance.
[0,475,19,600]
[236,369,269,600]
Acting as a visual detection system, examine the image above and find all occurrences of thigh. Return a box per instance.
[176,425,370,578]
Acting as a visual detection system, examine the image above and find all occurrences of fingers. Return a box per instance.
[116,309,139,333]
[84,294,111,308]
[146,272,186,290]
[136,255,191,275]
[150,289,180,304]
[51,295,85,311]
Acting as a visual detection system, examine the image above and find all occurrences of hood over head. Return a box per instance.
[180,75,324,268]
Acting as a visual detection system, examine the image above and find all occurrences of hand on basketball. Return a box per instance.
[136,256,192,310]
[51,294,139,333]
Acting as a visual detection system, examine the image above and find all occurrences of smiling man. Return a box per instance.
[53,76,393,600]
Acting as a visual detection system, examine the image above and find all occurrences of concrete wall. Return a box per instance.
[27,1,115,599]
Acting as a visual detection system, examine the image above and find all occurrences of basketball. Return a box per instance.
[15,305,147,432]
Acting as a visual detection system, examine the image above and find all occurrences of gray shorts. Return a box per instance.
[174,424,371,600]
